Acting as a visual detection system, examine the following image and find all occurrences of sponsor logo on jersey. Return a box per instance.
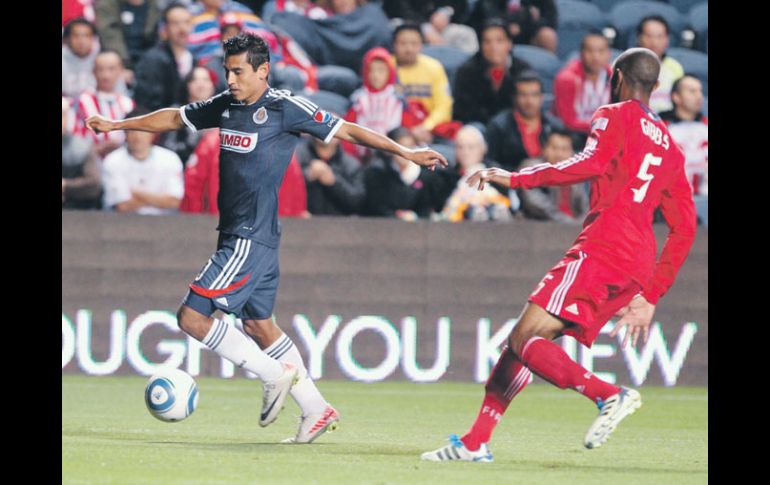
[220,129,258,153]
[253,106,268,125]
[222,109,230,119]
[313,109,332,124]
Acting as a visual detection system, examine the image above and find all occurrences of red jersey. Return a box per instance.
[510,99,697,305]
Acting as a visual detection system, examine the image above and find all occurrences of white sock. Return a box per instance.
[264,334,328,415]
[202,319,283,381]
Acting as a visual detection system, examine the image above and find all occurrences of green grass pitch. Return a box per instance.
[62,376,707,484]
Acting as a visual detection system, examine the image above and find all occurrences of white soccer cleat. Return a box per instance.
[420,434,493,463]
[584,386,642,449]
[259,363,299,427]
[282,405,340,444]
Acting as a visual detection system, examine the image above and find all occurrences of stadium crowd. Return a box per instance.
[62,0,707,225]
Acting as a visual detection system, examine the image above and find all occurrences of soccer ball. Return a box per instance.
[144,368,199,422]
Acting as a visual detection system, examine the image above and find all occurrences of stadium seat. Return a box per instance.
[557,0,607,30]
[304,90,351,117]
[668,0,705,14]
[513,45,563,79]
[422,45,472,84]
[317,65,361,99]
[667,47,708,95]
[555,0,609,59]
[589,0,623,12]
[688,3,708,52]
[543,93,555,113]
[609,1,686,49]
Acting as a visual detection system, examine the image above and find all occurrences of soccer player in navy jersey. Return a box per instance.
[87,33,447,444]
[421,47,696,462]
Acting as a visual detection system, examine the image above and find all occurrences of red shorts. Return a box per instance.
[528,250,642,347]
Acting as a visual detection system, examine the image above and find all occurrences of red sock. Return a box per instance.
[519,336,620,405]
[461,347,531,451]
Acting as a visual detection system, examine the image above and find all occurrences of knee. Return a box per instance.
[508,321,560,358]
[177,306,204,336]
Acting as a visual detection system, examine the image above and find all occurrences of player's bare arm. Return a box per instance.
[334,122,448,169]
[86,108,184,135]
[466,167,513,190]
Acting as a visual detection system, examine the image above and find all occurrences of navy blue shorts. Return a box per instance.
[183,233,280,320]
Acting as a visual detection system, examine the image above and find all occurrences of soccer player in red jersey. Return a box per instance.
[422,47,697,462]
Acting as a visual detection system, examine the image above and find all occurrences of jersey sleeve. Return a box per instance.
[179,90,232,132]
[641,153,697,304]
[509,106,622,189]
[282,94,345,144]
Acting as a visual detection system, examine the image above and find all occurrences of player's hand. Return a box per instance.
[466,167,512,190]
[609,294,656,348]
[86,115,117,135]
[407,147,448,170]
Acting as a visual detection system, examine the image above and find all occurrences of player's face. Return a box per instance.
[165,7,193,48]
[674,77,704,114]
[580,35,610,74]
[367,59,391,90]
[224,53,269,103]
[68,24,95,58]
[481,27,513,67]
[94,53,123,93]
[187,67,216,102]
[638,21,668,58]
[514,81,543,118]
[543,134,574,164]
[455,130,486,169]
[394,30,422,66]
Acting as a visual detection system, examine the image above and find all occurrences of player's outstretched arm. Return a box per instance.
[86,108,184,135]
[466,167,513,190]
[334,122,448,170]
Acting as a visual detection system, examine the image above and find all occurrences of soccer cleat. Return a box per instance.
[584,386,642,449]
[259,363,299,427]
[282,405,340,444]
[420,434,493,463]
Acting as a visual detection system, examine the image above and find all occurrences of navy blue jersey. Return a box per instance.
[180,88,343,247]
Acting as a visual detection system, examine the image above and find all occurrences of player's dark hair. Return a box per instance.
[162,1,190,24]
[63,17,97,39]
[127,106,152,119]
[393,22,424,43]
[670,73,700,96]
[512,70,543,94]
[612,48,660,94]
[637,15,669,36]
[580,30,609,51]
[479,18,513,43]
[223,33,270,71]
